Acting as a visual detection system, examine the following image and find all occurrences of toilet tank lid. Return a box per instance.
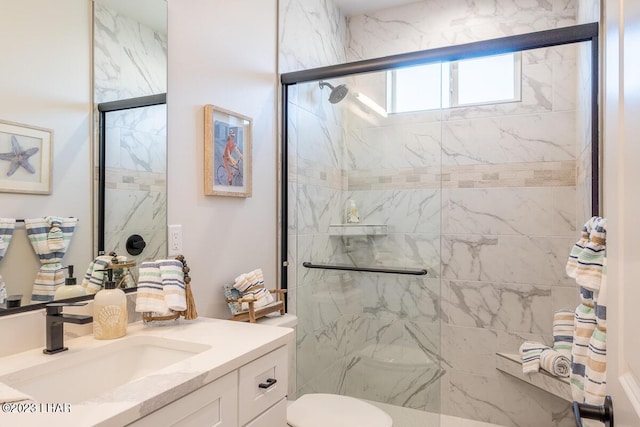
[287,393,393,427]
[256,313,297,328]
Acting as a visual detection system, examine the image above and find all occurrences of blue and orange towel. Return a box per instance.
[519,341,570,378]
[25,216,78,303]
[566,216,608,405]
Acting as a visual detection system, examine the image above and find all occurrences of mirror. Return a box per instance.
[94,0,168,268]
[0,0,167,314]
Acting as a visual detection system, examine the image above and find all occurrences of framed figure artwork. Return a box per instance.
[204,105,252,198]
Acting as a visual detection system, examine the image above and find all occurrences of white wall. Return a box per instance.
[603,0,640,423]
[167,0,278,319]
[0,0,93,305]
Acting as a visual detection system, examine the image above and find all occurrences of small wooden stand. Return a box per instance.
[104,254,137,289]
[142,255,198,323]
[227,289,286,323]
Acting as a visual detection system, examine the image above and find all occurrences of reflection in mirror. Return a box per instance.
[0,0,167,315]
[94,0,168,274]
[0,0,93,312]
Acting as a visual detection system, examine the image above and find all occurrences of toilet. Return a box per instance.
[258,314,393,427]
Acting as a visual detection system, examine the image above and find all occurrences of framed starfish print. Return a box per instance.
[0,120,52,194]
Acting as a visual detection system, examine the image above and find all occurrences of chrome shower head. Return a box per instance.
[319,80,349,104]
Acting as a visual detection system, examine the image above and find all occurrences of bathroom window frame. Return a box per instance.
[280,23,600,305]
[386,52,523,114]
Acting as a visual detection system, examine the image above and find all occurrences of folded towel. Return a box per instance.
[158,259,187,312]
[576,217,607,292]
[540,348,571,378]
[135,261,170,314]
[233,268,274,311]
[553,309,575,358]
[519,341,547,374]
[0,382,33,403]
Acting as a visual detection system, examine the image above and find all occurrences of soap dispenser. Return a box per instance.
[93,269,127,340]
[54,265,87,300]
[346,199,360,224]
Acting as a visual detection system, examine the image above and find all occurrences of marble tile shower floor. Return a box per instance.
[367,400,506,427]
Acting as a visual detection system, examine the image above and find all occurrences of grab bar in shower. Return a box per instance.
[302,262,428,276]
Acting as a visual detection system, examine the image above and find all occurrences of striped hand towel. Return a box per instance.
[158,259,187,312]
[0,218,16,261]
[0,218,16,305]
[0,280,5,305]
[540,348,571,378]
[570,289,597,402]
[233,268,274,310]
[81,255,112,294]
[566,217,597,279]
[575,217,607,292]
[584,258,607,405]
[519,341,547,374]
[553,309,575,358]
[135,261,170,314]
[25,217,78,303]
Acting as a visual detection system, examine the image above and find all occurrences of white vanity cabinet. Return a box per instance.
[127,345,288,427]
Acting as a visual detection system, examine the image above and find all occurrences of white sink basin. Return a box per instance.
[0,335,210,403]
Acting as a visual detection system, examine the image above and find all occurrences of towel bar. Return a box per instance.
[302,262,428,276]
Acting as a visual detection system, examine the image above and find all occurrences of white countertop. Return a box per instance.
[0,317,293,426]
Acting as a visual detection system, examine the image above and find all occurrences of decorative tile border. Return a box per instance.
[291,160,576,191]
[104,167,166,192]
[290,157,346,189]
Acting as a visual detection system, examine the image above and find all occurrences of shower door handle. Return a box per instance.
[573,396,613,427]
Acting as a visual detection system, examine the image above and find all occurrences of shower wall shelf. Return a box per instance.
[496,353,571,402]
[328,224,387,236]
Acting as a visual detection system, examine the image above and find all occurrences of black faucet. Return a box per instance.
[43,302,93,355]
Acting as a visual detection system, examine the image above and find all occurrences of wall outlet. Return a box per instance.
[168,224,183,256]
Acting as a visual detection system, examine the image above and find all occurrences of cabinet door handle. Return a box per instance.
[258,378,277,389]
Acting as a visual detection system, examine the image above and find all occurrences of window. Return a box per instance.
[387,52,522,114]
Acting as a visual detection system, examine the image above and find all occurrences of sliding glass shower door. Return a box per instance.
[287,70,444,414]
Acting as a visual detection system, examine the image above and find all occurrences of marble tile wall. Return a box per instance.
[280,0,348,400]
[94,4,167,103]
[94,5,168,265]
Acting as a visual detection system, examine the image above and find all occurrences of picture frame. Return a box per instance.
[204,105,252,198]
[0,120,52,195]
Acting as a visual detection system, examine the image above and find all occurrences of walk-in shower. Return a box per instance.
[282,23,599,426]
